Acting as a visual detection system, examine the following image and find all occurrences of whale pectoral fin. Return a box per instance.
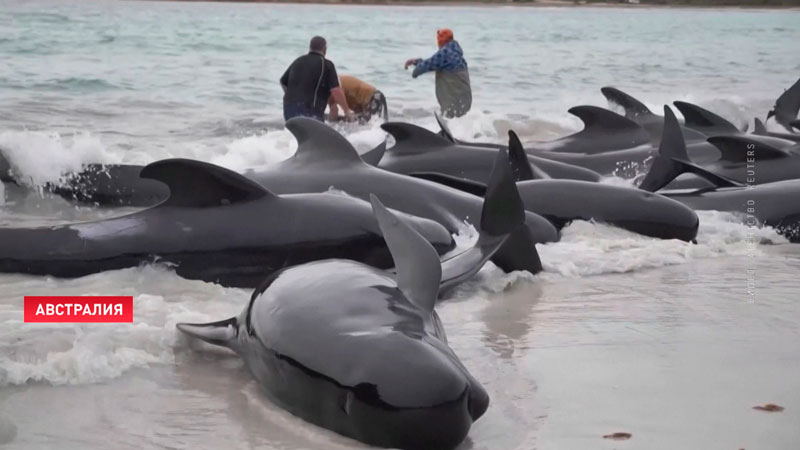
[507,130,545,181]
[600,86,655,121]
[370,195,441,312]
[360,139,387,166]
[408,172,488,197]
[434,111,457,143]
[673,101,739,134]
[790,119,800,133]
[380,122,452,154]
[639,106,741,192]
[177,317,238,349]
[707,136,791,163]
[286,117,363,163]
[141,159,272,207]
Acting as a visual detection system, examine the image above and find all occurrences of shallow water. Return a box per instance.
[1,1,799,449]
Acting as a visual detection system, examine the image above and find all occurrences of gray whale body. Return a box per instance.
[0,159,455,287]
[177,195,501,450]
[640,106,800,243]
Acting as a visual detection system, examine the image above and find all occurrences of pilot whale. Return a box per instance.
[436,106,653,155]
[640,106,800,243]
[178,195,496,450]
[411,130,699,242]
[753,117,800,144]
[0,159,455,287]
[241,117,558,275]
[379,119,601,182]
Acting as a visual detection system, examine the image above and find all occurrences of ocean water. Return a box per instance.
[1,1,799,449]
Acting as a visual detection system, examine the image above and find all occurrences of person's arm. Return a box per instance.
[410,48,447,78]
[327,62,354,121]
[328,96,340,121]
[330,87,353,121]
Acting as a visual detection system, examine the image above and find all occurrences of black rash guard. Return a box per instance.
[280,51,340,117]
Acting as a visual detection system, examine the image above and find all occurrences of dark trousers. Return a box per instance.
[283,102,324,122]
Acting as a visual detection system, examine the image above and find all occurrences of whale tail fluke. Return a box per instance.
[638,106,740,192]
[434,146,541,288]
[176,317,239,350]
[508,130,550,181]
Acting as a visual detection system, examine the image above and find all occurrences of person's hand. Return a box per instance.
[404,58,419,70]
[329,106,340,122]
[344,110,356,122]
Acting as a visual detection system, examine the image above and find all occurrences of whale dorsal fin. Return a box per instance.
[639,106,741,192]
[434,111,457,143]
[508,130,547,181]
[381,122,452,154]
[753,117,768,135]
[370,195,440,313]
[673,101,739,134]
[285,117,363,164]
[360,140,386,166]
[176,317,238,349]
[707,136,791,163]
[601,86,655,121]
[569,105,644,133]
[141,158,271,207]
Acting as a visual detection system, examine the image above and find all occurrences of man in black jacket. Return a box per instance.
[280,36,354,122]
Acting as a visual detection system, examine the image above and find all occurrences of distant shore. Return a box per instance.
[141,0,800,9]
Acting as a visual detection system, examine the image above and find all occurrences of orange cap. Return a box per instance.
[437,28,453,48]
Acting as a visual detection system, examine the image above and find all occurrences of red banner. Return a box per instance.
[24,296,134,323]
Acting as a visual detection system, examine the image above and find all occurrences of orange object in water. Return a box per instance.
[437,28,453,48]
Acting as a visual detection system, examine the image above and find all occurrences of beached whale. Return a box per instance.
[640,106,800,243]
[600,86,712,143]
[0,141,387,208]
[379,119,601,182]
[241,117,557,275]
[178,195,495,450]
[411,130,699,242]
[753,117,800,144]
[436,106,653,154]
[0,159,456,287]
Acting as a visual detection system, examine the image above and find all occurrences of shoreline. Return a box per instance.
[136,0,800,10]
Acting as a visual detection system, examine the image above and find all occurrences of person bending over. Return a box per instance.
[329,75,388,123]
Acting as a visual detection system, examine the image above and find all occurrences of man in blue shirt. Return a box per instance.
[405,28,472,118]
